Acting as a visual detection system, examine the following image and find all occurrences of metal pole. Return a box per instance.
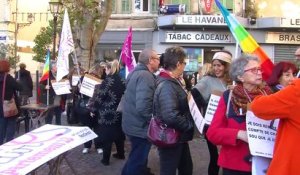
[14,0,19,70]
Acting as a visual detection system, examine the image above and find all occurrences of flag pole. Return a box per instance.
[47,77,49,106]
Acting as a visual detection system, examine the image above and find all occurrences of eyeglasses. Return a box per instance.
[244,67,262,74]
[152,56,160,61]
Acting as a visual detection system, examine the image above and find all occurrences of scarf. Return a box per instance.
[231,83,273,115]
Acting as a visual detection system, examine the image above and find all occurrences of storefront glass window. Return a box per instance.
[184,48,203,72]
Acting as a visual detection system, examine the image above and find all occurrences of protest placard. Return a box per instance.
[188,94,206,134]
[204,92,221,124]
[246,111,279,158]
[0,125,97,175]
[252,156,271,175]
[79,74,102,97]
[72,75,80,86]
[51,80,71,95]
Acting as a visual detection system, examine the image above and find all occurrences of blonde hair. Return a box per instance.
[201,63,212,76]
[106,60,120,75]
[88,63,105,78]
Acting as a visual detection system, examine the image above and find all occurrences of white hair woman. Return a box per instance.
[206,55,273,175]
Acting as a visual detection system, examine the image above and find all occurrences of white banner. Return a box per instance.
[52,80,71,95]
[0,125,97,175]
[79,74,102,97]
[204,94,221,124]
[252,156,271,175]
[56,9,74,82]
[246,111,279,158]
[188,95,206,134]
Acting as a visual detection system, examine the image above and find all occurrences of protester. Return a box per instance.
[0,60,22,144]
[266,61,298,92]
[121,49,160,175]
[191,50,232,175]
[251,79,300,175]
[39,72,65,125]
[294,47,300,77]
[153,46,194,175]
[16,63,33,105]
[77,63,105,154]
[88,60,126,166]
[206,55,272,175]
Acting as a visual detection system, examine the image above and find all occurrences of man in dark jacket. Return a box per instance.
[121,49,160,175]
[16,63,33,105]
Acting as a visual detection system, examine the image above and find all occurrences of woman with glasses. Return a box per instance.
[192,50,232,175]
[153,46,194,175]
[266,61,298,92]
[206,55,273,175]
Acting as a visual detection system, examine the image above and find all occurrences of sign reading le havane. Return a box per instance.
[165,31,232,43]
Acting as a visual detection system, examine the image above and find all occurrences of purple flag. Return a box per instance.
[121,27,136,72]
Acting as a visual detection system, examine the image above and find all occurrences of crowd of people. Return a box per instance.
[1,46,300,174]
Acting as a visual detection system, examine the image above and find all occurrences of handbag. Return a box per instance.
[147,117,180,148]
[2,74,18,118]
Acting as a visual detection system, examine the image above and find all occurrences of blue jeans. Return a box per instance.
[121,135,152,175]
[0,117,17,145]
[45,106,62,125]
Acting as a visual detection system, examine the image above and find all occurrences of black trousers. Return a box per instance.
[158,142,193,175]
[204,125,219,175]
[223,168,251,175]
[102,139,125,163]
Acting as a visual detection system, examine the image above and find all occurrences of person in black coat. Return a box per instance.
[89,60,126,166]
[153,46,194,175]
[16,63,33,105]
[0,60,22,144]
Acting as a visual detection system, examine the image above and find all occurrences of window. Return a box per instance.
[134,0,149,13]
[122,0,131,14]
[151,0,158,13]
[223,0,234,11]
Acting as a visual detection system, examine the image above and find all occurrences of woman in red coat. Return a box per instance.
[206,55,272,175]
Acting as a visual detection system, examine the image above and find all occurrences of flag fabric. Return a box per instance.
[215,0,273,80]
[40,50,50,82]
[56,9,74,81]
[159,0,164,7]
[120,26,136,73]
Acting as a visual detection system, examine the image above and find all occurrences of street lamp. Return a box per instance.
[49,0,63,61]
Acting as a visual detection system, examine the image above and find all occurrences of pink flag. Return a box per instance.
[121,27,136,73]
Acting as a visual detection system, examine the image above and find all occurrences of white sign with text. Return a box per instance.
[246,111,279,158]
[188,95,206,134]
[72,75,80,86]
[79,74,102,97]
[0,125,97,175]
[204,94,221,124]
[52,80,71,95]
[252,156,271,175]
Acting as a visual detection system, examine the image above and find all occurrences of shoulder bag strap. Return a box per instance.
[226,90,233,118]
[2,73,7,102]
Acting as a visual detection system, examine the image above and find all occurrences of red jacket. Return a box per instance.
[251,79,300,175]
[207,90,251,172]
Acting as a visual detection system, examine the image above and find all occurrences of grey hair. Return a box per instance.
[138,48,153,65]
[230,54,260,82]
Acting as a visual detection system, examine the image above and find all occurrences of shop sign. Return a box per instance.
[165,31,232,43]
[280,18,300,28]
[266,32,300,44]
[176,15,227,26]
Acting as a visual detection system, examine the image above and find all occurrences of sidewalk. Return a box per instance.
[16,115,210,175]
